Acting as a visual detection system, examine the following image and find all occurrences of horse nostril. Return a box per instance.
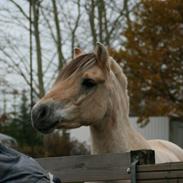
[38,105,49,119]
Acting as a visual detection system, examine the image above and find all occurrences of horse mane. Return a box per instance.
[56,53,97,81]
[109,57,128,90]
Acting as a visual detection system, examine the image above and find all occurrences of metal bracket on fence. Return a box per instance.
[130,158,139,183]
[127,150,155,183]
[127,157,139,183]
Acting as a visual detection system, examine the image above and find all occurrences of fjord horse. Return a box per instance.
[32,43,183,165]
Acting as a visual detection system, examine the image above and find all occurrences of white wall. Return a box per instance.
[130,117,169,140]
[69,117,170,145]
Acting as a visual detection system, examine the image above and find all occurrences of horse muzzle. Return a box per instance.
[31,102,62,133]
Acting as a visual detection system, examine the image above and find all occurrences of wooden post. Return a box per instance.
[130,149,155,165]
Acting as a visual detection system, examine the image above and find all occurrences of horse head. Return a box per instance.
[31,43,129,133]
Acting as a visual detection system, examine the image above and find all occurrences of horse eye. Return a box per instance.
[81,78,97,89]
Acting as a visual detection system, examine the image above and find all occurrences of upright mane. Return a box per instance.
[110,58,128,90]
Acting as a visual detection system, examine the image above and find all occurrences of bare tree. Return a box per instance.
[32,0,45,97]
[0,0,135,113]
[29,0,33,107]
[85,0,132,48]
[85,0,97,47]
[52,0,64,69]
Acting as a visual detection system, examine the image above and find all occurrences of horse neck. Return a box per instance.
[90,74,150,154]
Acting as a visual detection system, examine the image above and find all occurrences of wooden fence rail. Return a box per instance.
[37,150,183,183]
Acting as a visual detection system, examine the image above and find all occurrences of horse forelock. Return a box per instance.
[56,53,97,82]
[55,52,111,82]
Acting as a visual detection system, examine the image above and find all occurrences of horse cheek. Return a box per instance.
[80,95,107,123]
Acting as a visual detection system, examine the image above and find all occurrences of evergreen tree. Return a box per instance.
[1,91,43,149]
[17,90,43,147]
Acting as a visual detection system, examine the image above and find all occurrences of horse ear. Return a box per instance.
[74,48,83,58]
[95,42,109,66]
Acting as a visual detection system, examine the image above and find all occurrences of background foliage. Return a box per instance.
[111,0,183,123]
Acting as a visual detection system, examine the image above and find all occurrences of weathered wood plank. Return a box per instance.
[37,151,183,182]
[137,170,183,180]
[37,153,131,182]
[138,162,183,172]
[137,179,183,183]
[37,150,155,182]
[136,162,183,181]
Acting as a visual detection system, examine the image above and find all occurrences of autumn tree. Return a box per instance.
[114,0,183,120]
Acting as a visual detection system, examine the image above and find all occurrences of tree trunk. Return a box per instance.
[52,0,64,70]
[102,0,110,46]
[32,0,45,97]
[71,0,81,58]
[29,0,34,107]
[97,0,103,43]
[87,0,97,48]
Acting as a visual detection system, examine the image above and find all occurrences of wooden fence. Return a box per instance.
[37,150,183,183]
